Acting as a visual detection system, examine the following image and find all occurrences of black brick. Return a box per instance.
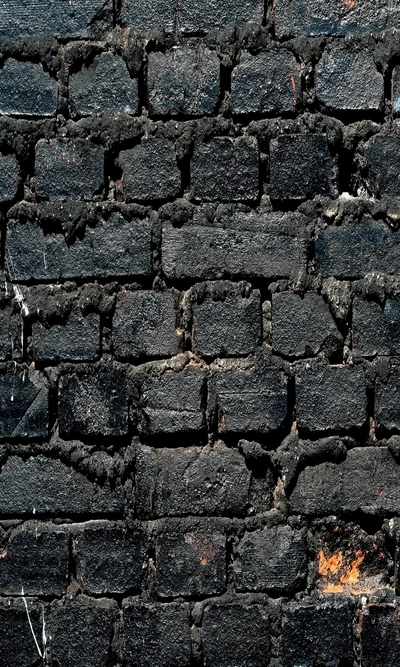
[376,366,400,431]
[296,366,367,433]
[361,605,400,667]
[120,138,181,202]
[0,370,48,439]
[191,137,259,202]
[113,289,179,360]
[0,305,22,361]
[32,310,100,362]
[58,372,128,438]
[156,531,226,597]
[272,291,342,358]
[353,296,400,357]
[147,47,220,116]
[74,523,143,595]
[123,600,191,667]
[135,444,251,518]
[231,49,301,114]
[269,134,336,200]
[203,603,270,667]
[365,135,400,197]
[0,153,19,201]
[234,527,307,594]
[0,59,58,116]
[0,598,43,667]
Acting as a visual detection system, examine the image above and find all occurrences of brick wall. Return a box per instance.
[0,0,400,665]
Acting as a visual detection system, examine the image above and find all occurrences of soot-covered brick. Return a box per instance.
[123,601,191,667]
[269,134,336,200]
[231,49,301,115]
[147,47,220,116]
[361,605,400,667]
[376,366,400,432]
[0,598,43,667]
[156,531,226,597]
[69,52,139,116]
[32,310,100,362]
[120,138,181,202]
[365,135,400,197]
[0,370,48,439]
[0,153,19,202]
[191,137,259,202]
[0,60,58,116]
[353,296,400,357]
[203,604,270,667]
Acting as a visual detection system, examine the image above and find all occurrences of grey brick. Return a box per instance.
[74,524,143,595]
[376,366,400,431]
[274,0,398,38]
[272,291,342,358]
[122,0,264,34]
[203,604,270,667]
[231,50,301,114]
[315,218,400,278]
[316,45,383,111]
[190,282,262,356]
[148,47,220,116]
[0,305,22,361]
[393,66,400,115]
[0,598,43,667]
[138,366,206,435]
[365,134,400,197]
[191,137,259,202]
[215,367,288,434]
[289,447,400,515]
[113,290,179,360]
[361,605,400,667]
[162,212,306,280]
[296,366,367,433]
[353,296,400,356]
[69,52,138,116]
[48,597,117,667]
[35,139,104,201]
[7,213,152,282]
[58,372,128,438]
[0,523,68,595]
[234,527,307,594]
[32,310,100,361]
[0,370,48,439]
[282,602,352,667]
[120,138,180,202]
[135,444,251,518]
[156,531,226,597]
[0,153,19,201]
[0,0,110,38]
[0,455,124,516]
[0,59,58,116]
[123,601,191,667]
[269,134,336,200]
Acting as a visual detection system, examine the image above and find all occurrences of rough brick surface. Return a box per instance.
[365,135,400,197]
[353,296,400,357]
[0,153,19,201]
[316,45,383,111]
[231,50,301,114]
[0,306,21,360]
[120,138,181,202]
[376,366,400,431]
[156,531,226,597]
[269,134,336,200]
[135,444,251,518]
[32,310,100,361]
[0,59,58,116]
[0,370,48,439]
[360,605,400,667]
[392,66,400,115]
[191,137,259,202]
[69,53,138,116]
[0,599,43,667]
[148,47,220,116]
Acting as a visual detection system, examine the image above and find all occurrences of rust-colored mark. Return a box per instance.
[0,550,7,559]
[291,75,296,92]
[340,550,364,585]
[343,0,355,7]
[318,550,343,576]
[324,582,344,593]
[200,557,207,566]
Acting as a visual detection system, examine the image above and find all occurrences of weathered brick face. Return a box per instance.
[0,0,399,664]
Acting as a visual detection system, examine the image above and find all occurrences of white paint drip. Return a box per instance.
[21,586,43,658]
[13,285,29,317]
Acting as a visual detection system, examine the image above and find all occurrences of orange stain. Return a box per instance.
[343,0,355,6]
[0,550,7,559]
[340,551,365,585]
[318,550,343,576]
[291,75,296,92]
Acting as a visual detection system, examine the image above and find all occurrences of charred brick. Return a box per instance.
[135,444,251,518]
[138,366,206,435]
[0,523,68,595]
[35,139,104,201]
[58,372,128,437]
[282,602,352,667]
[32,310,100,362]
[0,153,19,202]
[120,138,181,202]
[156,531,226,597]
[0,370,48,439]
[0,306,21,361]
[74,523,143,594]
[148,47,220,116]
[316,45,383,111]
[113,290,179,360]
[353,296,400,357]
[191,137,259,202]
[290,447,400,515]
[203,603,270,667]
[272,291,342,358]
[215,367,288,434]
[269,134,336,200]
[190,282,262,357]
[392,66,400,115]
[7,213,152,282]
[360,605,400,667]
[123,600,191,667]
[296,366,367,433]
[231,49,301,115]
[0,59,58,116]
[376,366,400,432]
[234,527,307,594]
[0,598,43,667]
[365,135,400,197]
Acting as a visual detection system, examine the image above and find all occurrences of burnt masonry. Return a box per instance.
[2,0,400,665]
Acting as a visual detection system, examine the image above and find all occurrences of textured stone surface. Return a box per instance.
[361,605,400,667]
[0,59,58,116]
[365,135,400,197]
[32,310,100,361]
[0,598,43,667]
[120,138,181,201]
[353,296,400,357]
[0,370,48,439]
[376,366,400,431]
[0,153,19,201]
[148,47,220,116]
